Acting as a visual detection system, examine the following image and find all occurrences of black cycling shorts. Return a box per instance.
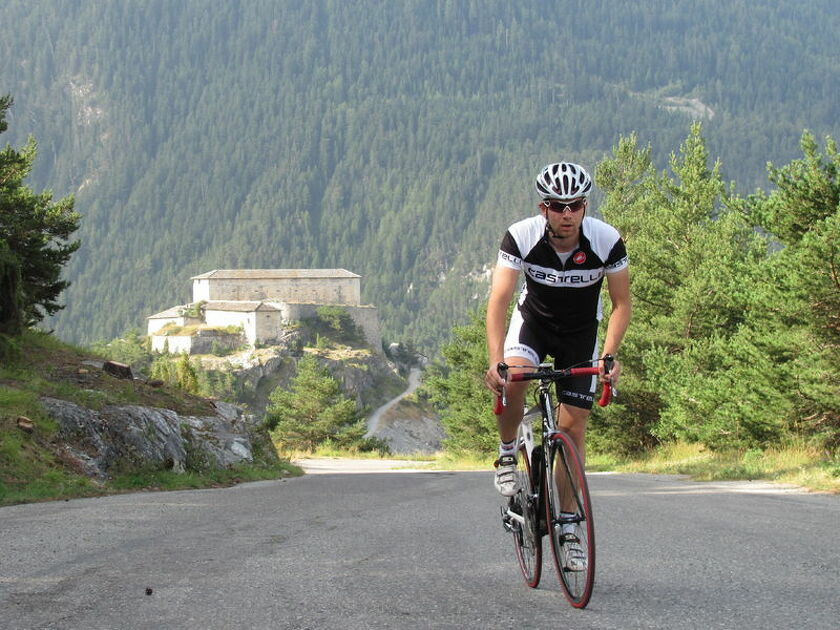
[504,308,600,410]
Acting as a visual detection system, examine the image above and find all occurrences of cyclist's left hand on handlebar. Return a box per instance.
[484,363,506,396]
[600,357,621,386]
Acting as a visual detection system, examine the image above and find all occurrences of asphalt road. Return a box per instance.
[1,465,838,629]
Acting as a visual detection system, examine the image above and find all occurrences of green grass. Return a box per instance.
[284,441,840,494]
[109,461,302,492]
[0,330,302,506]
[157,323,244,337]
[599,441,840,493]
[2,330,215,415]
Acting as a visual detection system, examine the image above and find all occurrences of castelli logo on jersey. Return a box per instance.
[573,251,587,265]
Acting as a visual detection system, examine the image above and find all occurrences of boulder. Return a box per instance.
[40,397,259,479]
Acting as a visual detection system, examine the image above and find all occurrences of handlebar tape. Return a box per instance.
[598,354,614,407]
[494,361,614,413]
[597,382,612,407]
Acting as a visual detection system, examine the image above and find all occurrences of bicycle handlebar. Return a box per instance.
[493,355,614,415]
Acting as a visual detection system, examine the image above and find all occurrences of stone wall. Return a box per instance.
[151,331,245,354]
[193,277,360,305]
[203,309,257,344]
[151,303,382,355]
[147,314,202,336]
[254,308,286,344]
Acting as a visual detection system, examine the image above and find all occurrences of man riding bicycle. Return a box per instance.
[484,162,631,497]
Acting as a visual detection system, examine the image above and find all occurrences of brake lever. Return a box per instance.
[494,362,509,415]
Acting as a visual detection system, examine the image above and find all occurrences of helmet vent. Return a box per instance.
[534,162,592,201]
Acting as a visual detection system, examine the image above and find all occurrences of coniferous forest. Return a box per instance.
[1,0,838,352]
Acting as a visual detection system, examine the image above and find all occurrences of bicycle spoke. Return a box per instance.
[544,434,595,608]
[509,444,542,587]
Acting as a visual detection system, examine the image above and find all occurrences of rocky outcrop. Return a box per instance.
[371,412,445,454]
[41,397,261,479]
[197,344,407,417]
[314,352,406,410]
[368,395,445,455]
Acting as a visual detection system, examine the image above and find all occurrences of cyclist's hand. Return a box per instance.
[600,357,621,386]
[485,364,506,396]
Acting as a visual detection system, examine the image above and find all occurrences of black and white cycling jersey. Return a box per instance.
[497,215,628,334]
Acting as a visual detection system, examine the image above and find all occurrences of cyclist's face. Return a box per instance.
[540,197,586,236]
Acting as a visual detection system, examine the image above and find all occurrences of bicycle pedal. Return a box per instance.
[500,506,514,532]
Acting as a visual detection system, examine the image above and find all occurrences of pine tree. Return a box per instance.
[422,305,498,453]
[597,124,780,450]
[175,353,200,394]
[0,96,80,334]
[0,239,22,335]
[743,132,840,448]
[265,354,366,452]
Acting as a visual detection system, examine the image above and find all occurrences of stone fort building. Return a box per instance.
[147,269,382,354]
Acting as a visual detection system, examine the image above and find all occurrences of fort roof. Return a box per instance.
[203,301,284,312]
[147,304,191,319]
[147,301,286,319]
[191,269,360,280]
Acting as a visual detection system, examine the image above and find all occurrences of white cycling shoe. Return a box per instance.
[563,538,587,572]
[493,454,519,497]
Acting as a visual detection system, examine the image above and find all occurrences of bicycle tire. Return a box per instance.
[544,432,595,608]
[511,444,542,587]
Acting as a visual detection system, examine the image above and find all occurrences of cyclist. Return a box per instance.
[484,162,631,498]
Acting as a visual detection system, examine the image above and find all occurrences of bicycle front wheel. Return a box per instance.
[510,444,542,587]
[544,432,595,608]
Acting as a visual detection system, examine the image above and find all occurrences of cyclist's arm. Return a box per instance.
[485,264,519,393]
[602,267,631,382]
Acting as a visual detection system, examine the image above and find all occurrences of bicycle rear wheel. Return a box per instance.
[509,444,542,587]
[544,432,595,608]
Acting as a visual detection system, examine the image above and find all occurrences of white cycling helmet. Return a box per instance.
[535,162,592,200]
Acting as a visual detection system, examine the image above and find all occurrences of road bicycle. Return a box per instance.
[495,355,614,609]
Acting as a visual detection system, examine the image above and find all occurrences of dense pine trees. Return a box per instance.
[425,126,839,453]
[0,1,837,352]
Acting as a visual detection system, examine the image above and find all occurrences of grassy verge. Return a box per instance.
[0,331,302,507]
[0,461,302,507]
[107,461,302,493]
[597,441,840,493]
[288,442,839,493]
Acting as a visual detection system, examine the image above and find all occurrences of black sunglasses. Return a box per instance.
[542,198,587,213]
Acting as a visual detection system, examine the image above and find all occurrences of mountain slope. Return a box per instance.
[1,0,837,350]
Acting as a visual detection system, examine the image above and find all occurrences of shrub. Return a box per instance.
[265,354,368,451]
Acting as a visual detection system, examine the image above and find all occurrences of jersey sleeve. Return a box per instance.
[497,230,523,270]
[604,237,628,273]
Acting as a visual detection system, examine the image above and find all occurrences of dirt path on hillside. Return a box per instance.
[365,367,422,436]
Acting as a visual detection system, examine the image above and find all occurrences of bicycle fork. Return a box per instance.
[500,414,539,534]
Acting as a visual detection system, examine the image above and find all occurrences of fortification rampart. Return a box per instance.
[148,269,381,355]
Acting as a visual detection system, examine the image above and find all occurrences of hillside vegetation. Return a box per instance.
[422,125,838,491]
[0,331,298,505]
[1,0,837,351]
